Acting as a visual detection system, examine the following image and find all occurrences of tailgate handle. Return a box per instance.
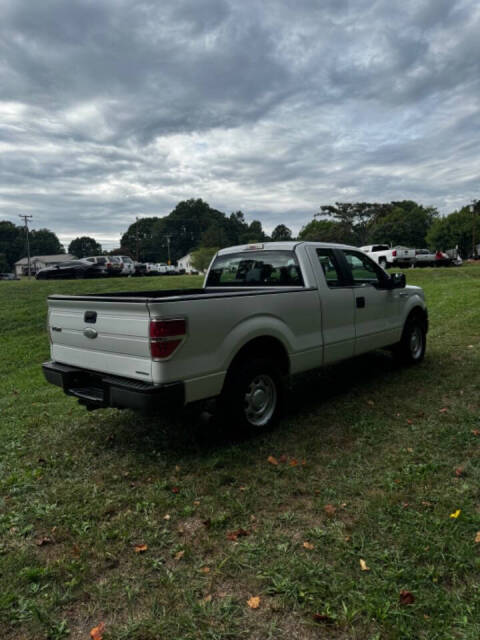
[84,311,97,323]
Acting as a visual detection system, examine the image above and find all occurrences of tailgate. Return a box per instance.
[48,298,153,382]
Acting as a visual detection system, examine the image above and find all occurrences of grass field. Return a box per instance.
[1,268,480,639]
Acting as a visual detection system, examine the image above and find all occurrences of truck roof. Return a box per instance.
[217,241,358,255]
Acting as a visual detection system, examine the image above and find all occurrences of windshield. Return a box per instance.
[206,250,304,287]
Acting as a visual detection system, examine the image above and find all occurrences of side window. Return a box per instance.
[316,249,345,288]
[343,250,383,286]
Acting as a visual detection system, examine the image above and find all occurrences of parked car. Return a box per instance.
[133,262,147,276]
[0,272,19,281]
[42,241,428,431]
[36,260,106,280]
[81,256,123,276]
[414,249,452,267]
[360,244,417,269]
[110,255,135,276]
[145,262,169,275]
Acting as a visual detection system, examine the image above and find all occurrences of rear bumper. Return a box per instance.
[42,361,184,413]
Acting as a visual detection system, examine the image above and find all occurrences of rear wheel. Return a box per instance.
[393,315,426,364]
[219,357,285,432]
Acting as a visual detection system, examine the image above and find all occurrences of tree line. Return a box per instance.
[1,198,478,271]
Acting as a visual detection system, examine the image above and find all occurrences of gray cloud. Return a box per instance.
[0,0,479,247]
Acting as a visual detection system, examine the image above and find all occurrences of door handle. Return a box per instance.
[356,296,365,308]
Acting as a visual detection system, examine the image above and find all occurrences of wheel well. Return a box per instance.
[406,306,428,333]
[227,336,290,377]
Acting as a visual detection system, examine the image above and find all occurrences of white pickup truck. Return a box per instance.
[360,244,416,269]
[42,242,428,430]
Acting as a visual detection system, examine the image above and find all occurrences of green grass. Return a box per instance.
[1,268,480,639]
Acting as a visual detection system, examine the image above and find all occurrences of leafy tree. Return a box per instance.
[68,236,102,258]
[120,217,162,262]
[298,219,353,243]
[0,253,8,272]
[271,224,293,241]
[29,228,64,256]
[201,224,230,248]
[319,202,385,245]
[369,201,438,248]
[426,206,476,257]
[239,220,268,244]
[0,221,24,270]
[191,246,218,272]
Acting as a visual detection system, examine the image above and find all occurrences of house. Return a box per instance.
[14,254,76,276]
[176,253,197,273]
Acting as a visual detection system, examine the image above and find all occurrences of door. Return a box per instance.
[338,250,401,354]
[309,247,355,364]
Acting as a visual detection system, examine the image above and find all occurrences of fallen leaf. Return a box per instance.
[313,613,334,624]
[303,541,315,550]
[201,594,212,604]
[200,566,210,573]
[247,596,260,609]
[450,509,461,519]
[289,458,299,467]
[475,532,480,544]
[174,550,185,561]
[226,528,249,541]
[324,504,336,516]
[193,500,200,506]
[407,447,414,453]
[359,559,370,571]
[175,465,181,472]
[407,419,413,425]
[439,407,448,413]
[72,544,80,555]
[472,430,480,437]
[455,468,465,477]
[267,455,278,466]
[171,487,180,494]
[399,590,415,606]
[163,514,171,520]
[35,537,53,546]
[90,622,105,640]
[134,544,148,553]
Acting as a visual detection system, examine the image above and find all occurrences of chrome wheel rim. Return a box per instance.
[410,326,423,359]
[244,374,277,427]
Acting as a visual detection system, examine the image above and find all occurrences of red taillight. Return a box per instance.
[392,249,397,257]
[149,318,186,359]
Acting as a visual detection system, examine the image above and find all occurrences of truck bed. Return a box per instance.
[48,286,312,303]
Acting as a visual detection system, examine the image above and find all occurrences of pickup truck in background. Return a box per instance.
[415,249,452,267]
[42,242,428,431]
[360,244,417,269]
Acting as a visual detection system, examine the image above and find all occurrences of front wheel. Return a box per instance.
[219,357,285,432]
[392,315,426,364]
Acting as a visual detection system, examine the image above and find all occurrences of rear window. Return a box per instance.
[206,250,304,287]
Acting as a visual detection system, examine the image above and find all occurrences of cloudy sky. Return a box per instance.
[1,0,479,249]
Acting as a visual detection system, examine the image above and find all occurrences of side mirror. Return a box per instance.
[391,272,406,289]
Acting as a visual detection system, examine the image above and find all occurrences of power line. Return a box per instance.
[19,215,33,277]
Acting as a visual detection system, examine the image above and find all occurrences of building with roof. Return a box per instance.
[14,254,76,276]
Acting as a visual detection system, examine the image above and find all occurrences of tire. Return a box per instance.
[219,357,285,432]
[393,314,426,364]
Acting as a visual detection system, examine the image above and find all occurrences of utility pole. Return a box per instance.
[165,234,172,265]
[135,216,140,262]
[470,202,478,259]
[19,214,33,277]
